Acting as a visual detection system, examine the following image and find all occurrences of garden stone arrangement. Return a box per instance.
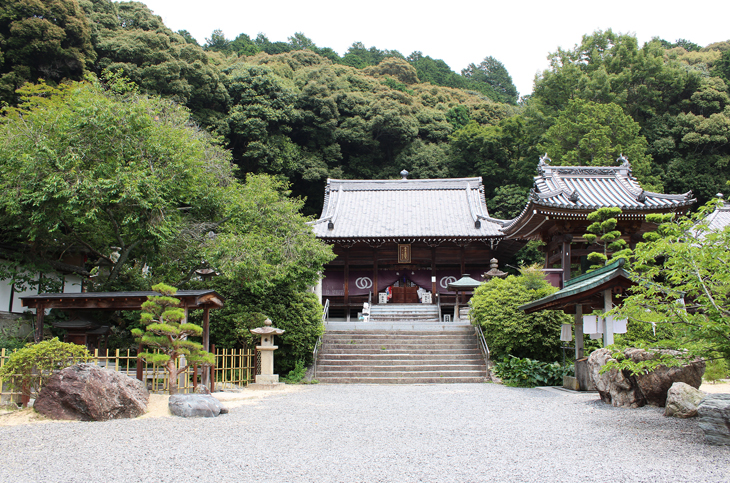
[168,393,228,418]
[587,348,704,408]
[34,364,148,421]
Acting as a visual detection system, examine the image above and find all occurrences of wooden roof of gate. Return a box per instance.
[519,259,633,315]
[21,289,225,311]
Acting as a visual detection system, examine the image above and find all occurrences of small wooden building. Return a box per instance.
[310,173,516,320]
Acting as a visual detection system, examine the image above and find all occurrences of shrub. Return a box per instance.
[0,338,91,397]
[703,358,728,383]
[494,356,573,387]
[202,276,324,374]
[470,264,571,361]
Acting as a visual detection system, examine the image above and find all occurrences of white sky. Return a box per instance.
[138,0,730,97]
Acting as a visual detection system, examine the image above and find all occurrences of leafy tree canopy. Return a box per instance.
[612,200,730,362]
[0,0,96,104]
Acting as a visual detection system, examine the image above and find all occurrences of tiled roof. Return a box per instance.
[705,199,730,232]
[310,177,506,239]
[519,259,632,314]
[502,156,695,237]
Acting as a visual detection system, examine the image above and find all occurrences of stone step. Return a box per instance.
[325,329,475,336]
[320,348,482,356]
[325,322,471,331]
[323,342,478,349]
[317,363,485,371]
[315,376,487,384]
[322,333,477,345]
[316,369,485,378]
[318,354,484,362]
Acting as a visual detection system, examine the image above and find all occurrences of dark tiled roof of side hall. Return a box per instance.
[310,176,506,239]
[502,155,696,236]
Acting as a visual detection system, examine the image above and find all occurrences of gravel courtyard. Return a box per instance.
[1,383,728,483]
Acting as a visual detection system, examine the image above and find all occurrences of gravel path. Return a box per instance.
[1,384,728,482]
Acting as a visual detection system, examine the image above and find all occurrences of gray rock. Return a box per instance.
[35,363,149,421]
[664,382,705,418]
[588,348,645,408]
[169,394,228,417]
[587,348,704,408]
[628,348,704,406]
[698,394,730,445]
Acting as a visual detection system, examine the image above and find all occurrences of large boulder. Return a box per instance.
[627,348,704,406]
[698,394,730,445]
[587,348,704,408]
[588,349,645,408]
[35,363,149,421]
[664,382,705,418]
[168,393,228,418]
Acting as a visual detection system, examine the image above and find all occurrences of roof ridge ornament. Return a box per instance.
[617,154,631,169]
[400,169,409,180]
[537,153,551,175]
[637,189,646,203]
[569,190,580,203]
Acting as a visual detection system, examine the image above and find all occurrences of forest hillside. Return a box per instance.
[2,0,729,217]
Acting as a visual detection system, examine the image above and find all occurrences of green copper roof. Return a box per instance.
[447,274,483,290]
[519,259,630,313]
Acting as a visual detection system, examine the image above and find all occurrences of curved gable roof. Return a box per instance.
[502,156,695,238]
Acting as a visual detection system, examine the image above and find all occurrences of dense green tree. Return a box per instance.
[0,79,235,287]
[86,0,229,127]
[462,56,518,104]
[0,0,96,104]
[612,200,730,363]
[176,29,199,46]
[230,32,259,57]
[203,29,232,55]
[537,99,657,187]
[470,265,571,361]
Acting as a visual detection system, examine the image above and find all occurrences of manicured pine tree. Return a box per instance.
[132,283,214,395]
[583,207,629,270]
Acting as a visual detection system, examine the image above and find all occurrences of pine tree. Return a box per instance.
[131,283,214,395]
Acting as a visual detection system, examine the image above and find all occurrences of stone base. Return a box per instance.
[563,376,580,391]
[255,374,280,384]
[248,383,286,391]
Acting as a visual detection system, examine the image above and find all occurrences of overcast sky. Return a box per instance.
[139,0,729,97]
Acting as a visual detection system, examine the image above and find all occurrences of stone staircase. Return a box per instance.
[315,327,487,383]
[368,303,440,322]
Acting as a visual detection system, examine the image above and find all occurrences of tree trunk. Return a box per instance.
[167,360,179,395]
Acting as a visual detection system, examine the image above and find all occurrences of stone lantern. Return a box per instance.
[250,318,285,389]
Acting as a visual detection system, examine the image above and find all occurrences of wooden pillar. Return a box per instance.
[202,307,210,387]
[460,245,466,275]
[344,249,350,322]
[34,303,45,343]
[373,248,379,304]
[603,290,614,346]
[561,235,572,283]
[431,247,437,304]
[574,305,584,359]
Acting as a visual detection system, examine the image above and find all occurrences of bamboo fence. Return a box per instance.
[0,346,256,406]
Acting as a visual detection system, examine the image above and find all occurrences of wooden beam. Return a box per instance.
[35,303,45,343]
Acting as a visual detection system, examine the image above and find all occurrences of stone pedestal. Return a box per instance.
[249,318,285,390]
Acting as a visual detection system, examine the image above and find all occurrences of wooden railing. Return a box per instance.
[0,346,256,406]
